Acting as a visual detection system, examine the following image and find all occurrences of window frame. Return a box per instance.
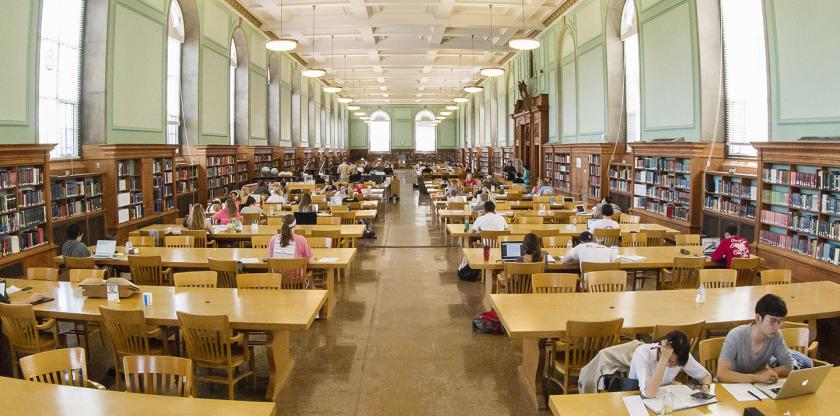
[166,0,184,147]
[368,110,391,153]
[414,110,437,153]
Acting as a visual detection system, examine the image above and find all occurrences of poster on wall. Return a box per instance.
[575,157,582,168]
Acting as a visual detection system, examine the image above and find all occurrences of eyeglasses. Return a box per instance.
[764,316,784,326]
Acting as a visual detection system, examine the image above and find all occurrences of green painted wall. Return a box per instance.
[0,0,38,143]
[347,105,457,150]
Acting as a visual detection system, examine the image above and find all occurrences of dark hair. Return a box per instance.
[522,233,543,263]
[755,294,787,318]
[602,204,614,217]
[484,201,496,213]
[279,214,295,247]
[657,331,692,367]
[299,192,313,211]
[579,231,594,242]
[67,223,84,240]
[724,225,738,237]
[242,196,256,208]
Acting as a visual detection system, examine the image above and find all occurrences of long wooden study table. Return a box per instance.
[549,367,840,415]
[265,209,378,221]
[4,277,328,401]
[489,281,840,409]
[132,224,366,246]
[54,246,355,318]
[449,223,680,248]
[0,376,277,415]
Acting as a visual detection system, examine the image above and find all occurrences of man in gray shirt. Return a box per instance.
[61,223,91,258]
[717,294,793,384]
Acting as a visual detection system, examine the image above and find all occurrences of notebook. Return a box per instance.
[90,240,117,260]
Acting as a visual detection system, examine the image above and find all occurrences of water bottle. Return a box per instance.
[464,216,470,232]
[696,282,706,304]
[250,220,259,232]
[661,390,674,415]
[549,195,555,206]
[566,239,573,250]
[483,244,490,262]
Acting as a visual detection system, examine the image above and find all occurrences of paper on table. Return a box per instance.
[643,384,718,413]
[621,395,648,416]
[721,383,769,401]
[239,258,262,264]
[546,254,556,264]
[318,257,338,263]
[6,286,21,295]
[617,255,647,262]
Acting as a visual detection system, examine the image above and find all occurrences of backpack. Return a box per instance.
[472,311,504,335]
[457,257,480,282]
[597,373,639,392]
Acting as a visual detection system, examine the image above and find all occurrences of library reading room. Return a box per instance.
[1,0,840,415]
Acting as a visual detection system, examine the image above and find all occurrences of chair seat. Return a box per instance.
[193,344,250,369]
[14,331,57,354]
[552,357,583,377]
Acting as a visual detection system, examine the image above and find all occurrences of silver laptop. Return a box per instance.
[500,241,523,261]
[90,240,117,259]
[755,365,832,399]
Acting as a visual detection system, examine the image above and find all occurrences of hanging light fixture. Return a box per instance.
[464,35,483,93]
[354,111,366,116]
[440,111,452,116]
[302,5,326,78]
[508,0,541,50]
[323,36,343,92]
[453,97,469,103]
[446,105,459,110]
[480,4,505,77]
[344,68,358,108]
[346,104,360,110]
[337,96,353,103]
[266,0,298,51]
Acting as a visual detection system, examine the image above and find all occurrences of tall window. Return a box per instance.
[166,0,184,145]
[621,0,641,143]
[721,0,768,157]
[229,40,237,145]
[39,0,84,159]
[415,110,436,152]
[368,110,391,152]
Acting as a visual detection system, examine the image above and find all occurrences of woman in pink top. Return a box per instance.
[267,214,313,259]
[212,198,241,225]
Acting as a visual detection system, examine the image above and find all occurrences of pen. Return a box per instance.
[748,390,763,401]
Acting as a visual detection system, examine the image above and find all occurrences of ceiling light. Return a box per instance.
[337,97,353,103]
[360,116,370,120]
[322,36,341,93]
[446,105,458,110]
[414,99,421,103]
[266,39,298,52]
[480,67,505,77]
[464,85,483,94]
[453,97,468,103]
[436,116,446,120]
[416,93,423,98]
[323,85,343,93]
[464,34,483,93]
[302,6,325,78]
[347,105,360,111]
[509,0,540,50]
[440,111,452,116]
[354,111,366,116]
[384,99,390,103]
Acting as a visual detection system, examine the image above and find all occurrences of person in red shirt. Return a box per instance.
[462,173,477,188]
[711,225,751,268]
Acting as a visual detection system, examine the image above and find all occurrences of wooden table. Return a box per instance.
[490,281,840,409]
[447,223,680,247]
[132,224,366,245]
[54,246,355,319]
[550,367,840,415]
[265,209,378,221]
[5,277,330,402]
[0,375,277,415]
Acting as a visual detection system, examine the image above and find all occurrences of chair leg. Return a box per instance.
[10,350,18,379]
[227,370,235,400]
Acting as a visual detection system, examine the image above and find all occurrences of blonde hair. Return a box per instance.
[187,204,206,230]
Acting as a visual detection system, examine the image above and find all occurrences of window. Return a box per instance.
[229,39,237,145]
[38,0,84,159]
[721,0,768,157]
[368,110,390,152]
[166,0,184,146]
[621,0,641,143]
[415,110,436,152]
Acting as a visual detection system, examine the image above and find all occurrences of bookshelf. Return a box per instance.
[117,159,144,222]
[702,160,758,240]
[49,172,105,256]
[207,155,236,199]
[542,145,571,193]
[608,154,634,212]
[569,144,619,204]
[175,163,199,216]
[479,147,493,177]
[493,147,513,179]
[181,145,238,207]
[152,157,174,213]
[281,149,298,173]
[235,159,249,185]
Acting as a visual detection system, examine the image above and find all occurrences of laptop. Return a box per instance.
[500,241,524,261]
[90,240,117,260]
[586,218,599,230]
[575,205,585,213]
[293,211,318,225]
[563,197,574,203]
[755,365,833,399]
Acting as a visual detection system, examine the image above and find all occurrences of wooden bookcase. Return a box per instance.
[180,144,237,206]
[754,142,840,281]
[151,157,174,213]
[479,147,493,177]
[174,163,199,216]
[493,146,513,179]
[608,154,634,212]
[542,144,572,194]
[281,149,298,172]
[49,172,105,256]
[569,144,622,204]
[702,160,758,241]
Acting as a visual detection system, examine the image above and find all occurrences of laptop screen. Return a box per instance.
[500,242,523,261]
[93,240,116,257]
[294,212,318,225]
[575,205,585,213]
[586,218,598,230]
[563,197,574,203]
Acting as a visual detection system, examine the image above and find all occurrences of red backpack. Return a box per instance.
[471,311,504,335]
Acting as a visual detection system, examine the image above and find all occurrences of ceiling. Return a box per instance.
[239,0,568,104]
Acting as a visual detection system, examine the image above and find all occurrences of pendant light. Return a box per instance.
[445,69,459,110]
[345,67,359,109]
[323,36,343,93]
[302,5,326,78]
[508,0,540,50]
[463,35,483,93]
[266,0,298,51]
[480,4,504,77]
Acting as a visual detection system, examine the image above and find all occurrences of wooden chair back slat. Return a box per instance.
[652,321,706,353]
[250,235,273,249]
[20,348,88,387]
[128,256,167,286]
[236,273,284,290]
[123,355,193,397]
[699,337,725,375]
[731,257,761,286]
[0,303,44,351]
[561,318,624,372]
[99,307,153,355]
[542,235,571,248]
[699,269,737,289]
[129,236,157,247]
[620,232,648,247]
[674,234,701,246]
[26,268,59,281]
[586,271,627,293]
[207,258,238,288]
[164,236,195,248]
[174,271,218,288]
[760,269,792,285]
[266,258,309,289]
[665,256,706,290]
[532,273,578,293]
[594,228,621,247]
[502,262,544,294]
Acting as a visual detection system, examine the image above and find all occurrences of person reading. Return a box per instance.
[560,231,615,265]
[629,331,712,398]
[471,201,508,232]
[62,223,90,258]
[588,203,619,234]
[710,225,751,268]
[212,198,241,225]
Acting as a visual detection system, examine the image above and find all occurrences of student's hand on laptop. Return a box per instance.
[754,369,778,384]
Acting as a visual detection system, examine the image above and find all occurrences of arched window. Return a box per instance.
[39,0,84,159]
[368,110,391,152]
[166,0,184,145]
[229,39,237,145]
[721,0,768,156]
[621,0,641,142]
[415,110,436,152]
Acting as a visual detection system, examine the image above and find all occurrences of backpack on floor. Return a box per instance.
[472,311,504,335]
[457,257,480,281]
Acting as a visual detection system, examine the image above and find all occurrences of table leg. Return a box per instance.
[483,270,494,310]
[320,268,336,319]
[265,330,294,401]
[520,337,546,410]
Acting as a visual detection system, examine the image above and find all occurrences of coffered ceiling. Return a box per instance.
[238,0,568,104]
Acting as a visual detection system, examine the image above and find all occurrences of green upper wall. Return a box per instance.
[348,105,457,151]
[0,0,39,143]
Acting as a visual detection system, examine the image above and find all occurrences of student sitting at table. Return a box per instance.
[516,233,550,269]
[710,225,751,268]
[530,178,546,196]
[561,231,615,265]
[592,198,622,219]
[472,201,509,232]
[471,192,490,210]
[239,186,252,205]
[588,204,620,234]
[62,223,91,258]
[716,294,793,384]
[205,198,222,214]
[267,214,313,260]
[512,172,525,184]
[253,180,270,195]
[462,173,477,188]
[239,196,265,215]
[212,198,241,225]
[297,192,319,213]
[185,203,213,234]
[629,331,712,398]
[265,185,286,204]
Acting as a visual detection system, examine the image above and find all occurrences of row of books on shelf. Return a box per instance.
[118,205,144,224]
[0,207,46,234]
[610,178,630,192]
[207,166,236,177]
[153,171,173,184]
[118,177,140,192]
[589,176,601,186]
[763,168,840,190]
[176,180,197,193]
[153,198,174,213]
[255,155,273,163]
[759,230,840,265]
[0,170,17,188]
[589,165,600,176]
[633,197,690,221]
[704,196,756,219]
[0,227,46,256]
[707,179,757,200]
[0,194,15,213]
[152,159,173,173]
[17,167,43,186]
[589,154,601,165]
[635,157,691,173]
[236,161,248,173]
[152,175,173,190]
[589,186,600,199]
[789,193,820,211]
[18,190,44,207]
[609,167,632,180]
[177,165,198,180]
[545,154,571,163]
[118,160,139,176]
[763,190,840,215]
[117,192,143,208]
[51,198,102,220]
[207,155,235,167]
[208,175,236,190]
[634,171,691,188]
[152,185,174,199]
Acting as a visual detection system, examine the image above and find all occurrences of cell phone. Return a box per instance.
[680,248,690,255]
[20,287,32,291]
[690,392,715,400]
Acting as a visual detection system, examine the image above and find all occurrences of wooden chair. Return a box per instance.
[620,232,648,247]
[334,211,357,225]
[123,355,193,397]
[594,228,621,247]
[699,269,737,288]
[128,255,173,286]
[69,268,106,283]
[329,204,349,212]
[177,311,255,400]
[731,257,761,286]
[581,262,621,275]
[554,211,572,224]
[129,235,157,247]
[250,235,273,249]
[779,327,829,367]
[266,258,309,289]
[586,271,627,293]
[506,192,522,201]
[317,216,342,225]
[164,235,195,248]
[62,269,108,358]
[447,201,466,210]
[619,214,640,224]
[660,256,705,290]
[20,348,104,389]
[532,273,578,294]
[760,269,792,285]
[542,235,571,248]
[305,237,331,248]
[26,267,59,281]
[498,234,526,243]
[0,303,59,378]
[179,229,215,248]
[549,318,624,395]
[99,306,169,389]
[241,213,263,225]
[516,216,544,224]
[64,256,99,272]
[530,228,559,238]
[173,271,218,288]
[570,215,589,225]
[478,230,510,248]
[267,216,284,225]
[645,229,668,247]
[348,201,362,210]
[207,258,238,288]
[311,228,343,248]
[652,321,706,354]
[236,273,283,290]
[698,337,725,376]
[500,262,544,294]
[674,234,701,246]
[495,202,511,210]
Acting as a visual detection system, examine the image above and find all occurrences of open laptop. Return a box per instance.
[575,205,585,213]
[500,241,524,261]
[90,240,117,260]
[563,197,574,203]
[755,365,833,399]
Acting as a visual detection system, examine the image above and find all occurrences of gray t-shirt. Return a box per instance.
[719,324,792,374]
[62,239,90,258]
